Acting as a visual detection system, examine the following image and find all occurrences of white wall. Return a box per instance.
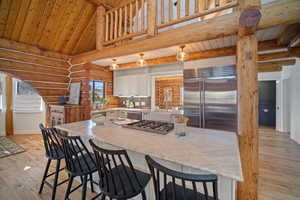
[258,69,291,132]
[290,58,300,144]
[13,112,45,134]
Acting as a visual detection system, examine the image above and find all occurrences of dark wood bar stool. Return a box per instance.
[58,133,101,200]
[38,124,69,200]
[89,139,151,200]
[145,155,219,200]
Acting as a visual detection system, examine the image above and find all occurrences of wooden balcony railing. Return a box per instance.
[156,0,238,29]
[98,0,238,47]
[103,0,149,45]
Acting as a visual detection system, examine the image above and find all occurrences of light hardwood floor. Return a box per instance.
[0,128,300,200]
[0,134,95,200]
[258,127,300,200]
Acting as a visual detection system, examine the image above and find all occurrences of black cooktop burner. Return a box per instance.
[122,120,174,135]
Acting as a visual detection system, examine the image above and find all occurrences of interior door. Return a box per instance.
[203,78,237,131]
[259,81,276,127]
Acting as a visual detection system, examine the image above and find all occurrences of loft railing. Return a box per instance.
[103,0,149,45]
[156,0,238,29]
[99,0,238,47]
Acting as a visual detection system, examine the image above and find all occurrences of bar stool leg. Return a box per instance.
[90,173,95,193]
[142,190,147,200]
[39,159,52,194]
[64,175,74,200]
[51,159,61,200]
[82,175,88,200]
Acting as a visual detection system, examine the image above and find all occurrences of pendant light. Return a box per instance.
[176,45,189,62]
[110,58,119,70]
[137,53,147,67]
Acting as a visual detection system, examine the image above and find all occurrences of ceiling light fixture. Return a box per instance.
[176,45,189,62]
[137,53,147,67]
[110,58,119,70]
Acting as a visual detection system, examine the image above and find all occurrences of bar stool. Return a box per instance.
[89,139,151,200]
[58,133,102,200]
[38,124,69,200]
[145,155,219,200]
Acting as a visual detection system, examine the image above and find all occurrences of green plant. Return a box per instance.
[98,97,109,105]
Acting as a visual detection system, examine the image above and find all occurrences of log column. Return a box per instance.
[236,0,261,199]
[96,5,106,50]
[5,76,13,136]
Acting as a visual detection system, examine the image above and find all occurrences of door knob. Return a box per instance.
[264,109,269,112]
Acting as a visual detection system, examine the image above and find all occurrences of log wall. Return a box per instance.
[155,76,183,109]
[69,63,119,108]
[0,38,70,104]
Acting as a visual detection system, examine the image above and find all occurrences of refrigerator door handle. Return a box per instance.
[202,80,205,128]
[199,80,202,128]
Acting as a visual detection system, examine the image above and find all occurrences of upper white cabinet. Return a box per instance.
[114,74,149,96]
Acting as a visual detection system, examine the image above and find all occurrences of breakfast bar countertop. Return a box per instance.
[56,120,243,182]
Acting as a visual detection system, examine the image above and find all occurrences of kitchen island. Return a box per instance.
[56,120,243,200]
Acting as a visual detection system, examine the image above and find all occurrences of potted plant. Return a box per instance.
[95,96,110,109]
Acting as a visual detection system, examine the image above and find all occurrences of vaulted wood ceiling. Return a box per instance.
[0,0,126,55]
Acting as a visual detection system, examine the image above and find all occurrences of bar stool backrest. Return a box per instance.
[39,123,63,159]
[89,139,144,199]
[145,155,219,200]
[57,133,96,174]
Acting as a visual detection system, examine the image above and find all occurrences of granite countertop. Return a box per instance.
[92,107,183,114]
[92,107,151,113]
[56,120,243,182]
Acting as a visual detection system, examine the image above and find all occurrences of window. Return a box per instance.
[16,81,36,95]
[89,81,105,103]
[14,80,44,112]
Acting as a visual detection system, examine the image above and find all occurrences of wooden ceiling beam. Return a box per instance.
[257,59,296,72]
[85,0,133,10]
[113,40,289,70]
[258,65,282,73]
[277,23,300,45]
[71,0,300,64]
[258,59,296,67]
[0,49,69,68]
[0,38,70,61]
[85,0,113,9]
[257,49,300,61]
[289,33,300,48]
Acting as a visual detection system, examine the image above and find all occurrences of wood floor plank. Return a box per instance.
[0,134,95,200]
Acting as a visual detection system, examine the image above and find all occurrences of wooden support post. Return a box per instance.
[147,0,157,36]
[5,76,13,136]
[96,5,106,50]
[237,0,261,200]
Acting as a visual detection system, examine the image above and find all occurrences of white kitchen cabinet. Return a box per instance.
[114,74,149,96]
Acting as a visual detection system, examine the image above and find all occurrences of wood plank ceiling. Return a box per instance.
[0,0,126,55]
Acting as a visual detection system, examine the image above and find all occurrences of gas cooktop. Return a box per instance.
[122,120,174,135]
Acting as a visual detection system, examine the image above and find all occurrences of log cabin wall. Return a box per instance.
[0,38,70,105]
[69,63,119,109]
[155,75,183,109]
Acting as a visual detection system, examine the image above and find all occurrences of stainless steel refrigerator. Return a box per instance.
[183,65,237,132]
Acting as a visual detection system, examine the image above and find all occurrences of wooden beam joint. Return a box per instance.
[239,8,261,36]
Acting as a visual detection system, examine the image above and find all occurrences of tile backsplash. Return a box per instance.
[119,97,151,108]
